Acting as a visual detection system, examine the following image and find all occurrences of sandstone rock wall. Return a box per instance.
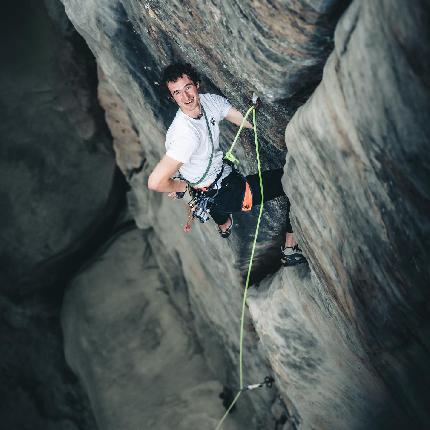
[57,0,430,429]
[0,0,124,293]
[62,228,242,430]
[59,0,347,427]
[283,0,430,426]
[0,0,124,428]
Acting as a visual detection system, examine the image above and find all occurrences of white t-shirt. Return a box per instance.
[165,93,232,187]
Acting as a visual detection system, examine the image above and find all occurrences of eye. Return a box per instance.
[185,84,193,91]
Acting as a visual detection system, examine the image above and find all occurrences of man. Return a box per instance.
[148,63,305,266]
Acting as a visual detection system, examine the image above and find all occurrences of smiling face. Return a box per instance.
[167,74,201,117]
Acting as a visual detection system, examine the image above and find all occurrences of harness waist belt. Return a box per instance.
[192,164,225,192]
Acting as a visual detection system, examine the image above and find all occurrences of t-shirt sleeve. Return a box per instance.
[165,130,199,164]
[208,94,232,121]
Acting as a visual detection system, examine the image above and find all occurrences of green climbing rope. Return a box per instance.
[224,105,255,166]
[215,107,265,430]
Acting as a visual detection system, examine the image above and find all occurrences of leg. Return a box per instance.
[285,232,297,248]
[218,216,233,235]
[209,170,245,238]
[210,206,230,226]
[283,196,296,248]
[210,205,233,237]
[247,171,300,250]
[281,196,306,266]
[245,168,285,205]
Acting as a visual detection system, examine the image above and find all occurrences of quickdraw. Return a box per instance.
[241,376,275,392]
[189,193,213,223]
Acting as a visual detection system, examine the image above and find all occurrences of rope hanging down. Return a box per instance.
[215,105,274,430]
[188,106,215,186]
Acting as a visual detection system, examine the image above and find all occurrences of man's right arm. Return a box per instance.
[148,155,187,193]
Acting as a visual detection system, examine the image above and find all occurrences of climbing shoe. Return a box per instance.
[281,244,307,267]
[218,215,233,239]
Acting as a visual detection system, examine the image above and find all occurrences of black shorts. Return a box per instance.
[208,168,293,233]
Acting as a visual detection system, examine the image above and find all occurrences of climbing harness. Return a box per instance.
[179,95,261,231]
[177,104,224,231]
[214,99,275,430]
[183,189,214,232]
[188,190,214,223]
[182,164,225,231]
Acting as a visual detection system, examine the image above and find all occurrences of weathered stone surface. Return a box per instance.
[0,1,125,429]
[62,228,241,430]
[283,0,430,427]
[97,66,144,178]
[134,0,345,101]
[0,292,97,430]
[58,0,337,424]
[57,0,430,429]
[248,265,401,429]
[60,0,346,158]
[0,0,123,293]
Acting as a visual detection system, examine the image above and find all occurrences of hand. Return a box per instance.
[168,190,186,200]
[168,180,187,199]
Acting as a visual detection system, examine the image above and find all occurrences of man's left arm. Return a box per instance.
[148,154,187,193]
[225,107,253,129]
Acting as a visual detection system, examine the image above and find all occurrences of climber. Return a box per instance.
[147,63,306,266]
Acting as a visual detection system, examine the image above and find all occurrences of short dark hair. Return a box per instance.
[161,63,200,91]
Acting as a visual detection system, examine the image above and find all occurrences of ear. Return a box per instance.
[196,82,200,89]
[167,91,175,102]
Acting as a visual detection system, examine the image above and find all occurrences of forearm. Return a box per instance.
[147,154,186,193]
[225,107,253,129]
[148,177,187,193]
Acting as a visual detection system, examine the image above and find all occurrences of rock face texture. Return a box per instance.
[0,0,123,293]
[247,268,394,429]
[11,0,428,429]
[282,0,430,426]
[62,228,241,430]
[58,0,347,427]
[0,1,124,428]
[0,292,97,430]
